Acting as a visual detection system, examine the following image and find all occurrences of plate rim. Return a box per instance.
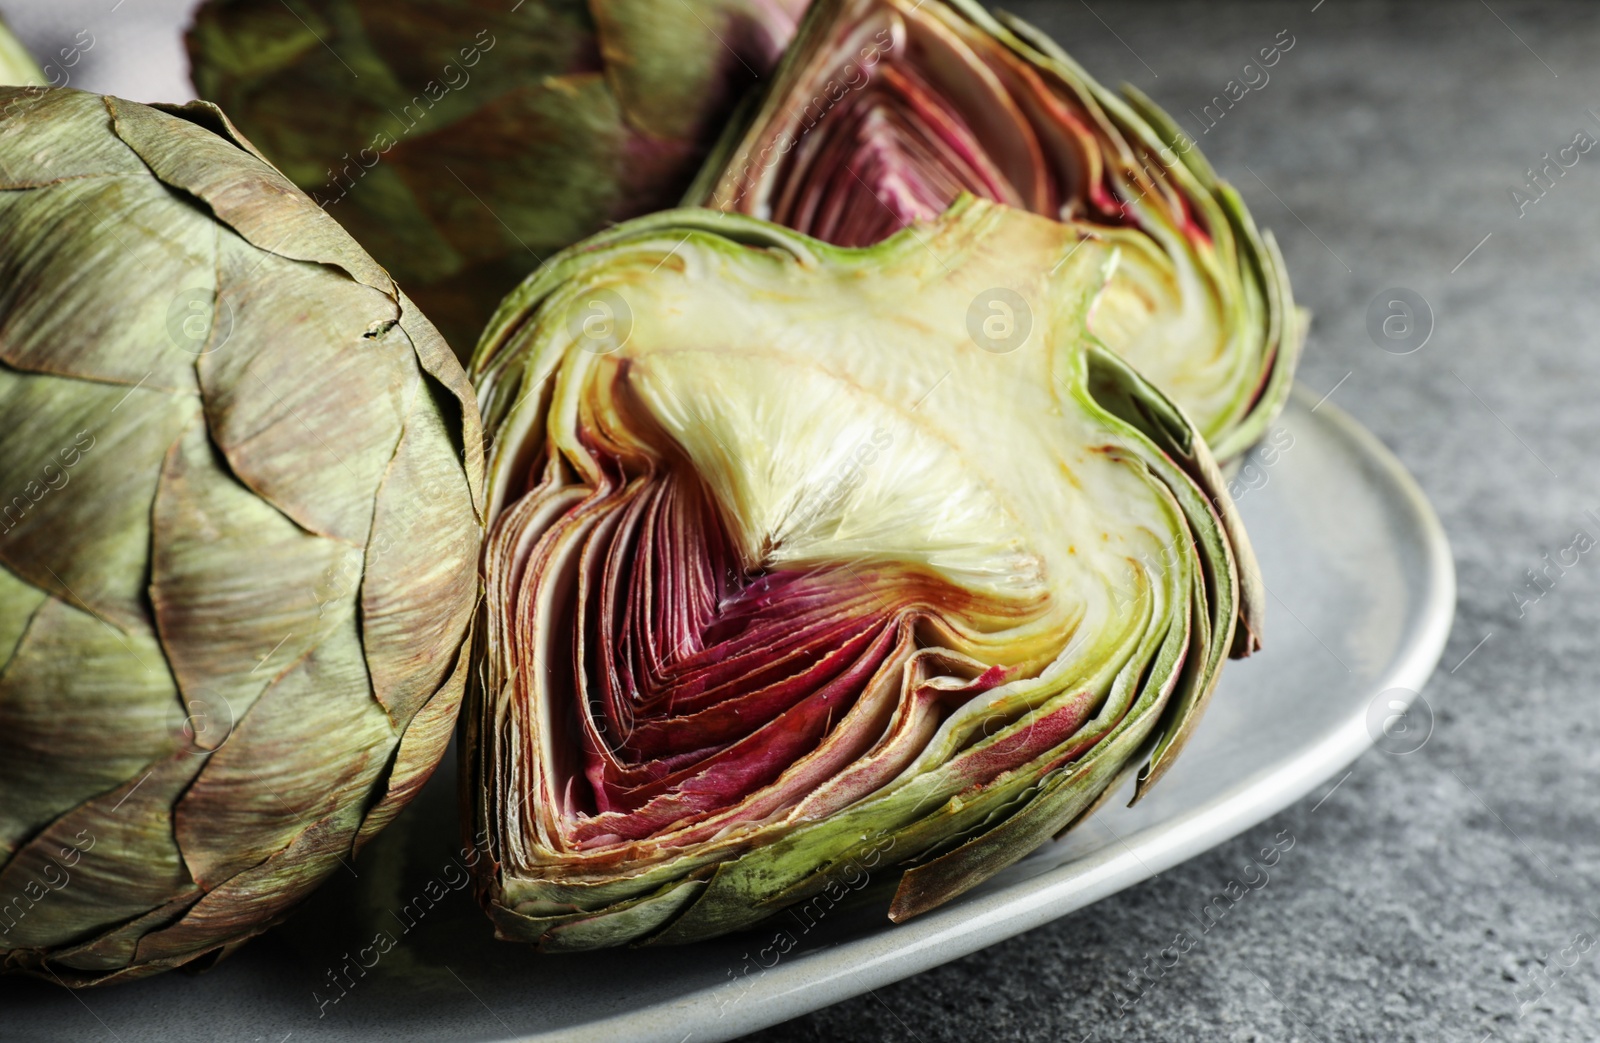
[506,384,1457,1043]
[2,385,1451,1042]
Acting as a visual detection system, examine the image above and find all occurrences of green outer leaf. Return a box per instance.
[0,756,198,952]
[0,87,482,986]
[1078,342,1259,795]
[0,599,182,865]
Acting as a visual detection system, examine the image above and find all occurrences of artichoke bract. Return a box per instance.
[0,88,483,985]
[466,199,1261,950]
[186,0,808,357]
[692,0,1302,461]
[0,17,42,87]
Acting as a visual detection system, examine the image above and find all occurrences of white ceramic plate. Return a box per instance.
[0,386,1455,1043]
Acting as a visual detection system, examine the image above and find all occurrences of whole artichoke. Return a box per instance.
[186,0,809,357]
[692,0,1302,461]
[0,16,42,86]
[465,199,1260,949]
[0,88,483,985]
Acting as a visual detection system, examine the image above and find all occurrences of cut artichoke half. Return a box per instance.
[690,0,1303,461]
[467,198,1262,951]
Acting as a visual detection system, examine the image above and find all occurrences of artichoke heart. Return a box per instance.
[693,0,1303,461]
[467,199,1261,950]
[0,88,482,985]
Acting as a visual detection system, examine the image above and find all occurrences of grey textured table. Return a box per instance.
[2,1,1594,1041]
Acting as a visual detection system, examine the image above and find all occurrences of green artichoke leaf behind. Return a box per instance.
[0,16,43,87]
[465,198,1259,950]
[0,87,482,987]
[185,0,809,358]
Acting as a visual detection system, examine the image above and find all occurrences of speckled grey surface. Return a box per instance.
[743,1,1600,1041]
[0,1,1591,1041]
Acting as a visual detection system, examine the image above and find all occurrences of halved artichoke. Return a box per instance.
[186,0,807,356]
[691,0,1302,461]
[466,198,1261,950]
[0,88,482,985]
